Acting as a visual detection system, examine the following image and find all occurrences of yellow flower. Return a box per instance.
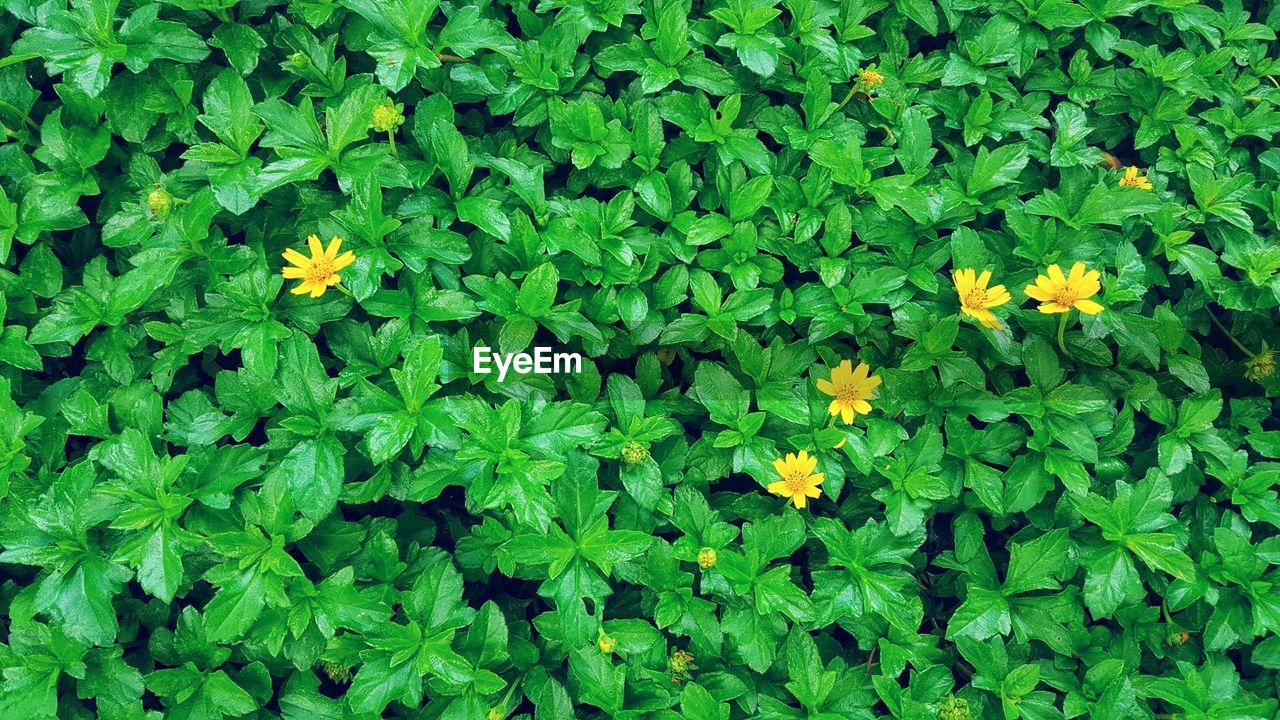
[816,360,881,424]
[370,100,405,133]
[697,547,717,568]
[952,268,1011,330]
[858,68,885,91]
[767,450,824,509]
[1118,166,1152,190]
[1024,262,1104,315]
[282,235,355,298]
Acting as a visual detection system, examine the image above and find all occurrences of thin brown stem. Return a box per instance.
[1207,310,1256,358]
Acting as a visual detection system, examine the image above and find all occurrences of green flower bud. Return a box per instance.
[147,185,173,219]
[938,694,970,720]
[621,440,648,466]
[371,100,405,133]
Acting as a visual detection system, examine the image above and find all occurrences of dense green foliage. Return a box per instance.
[2,0,1280,718]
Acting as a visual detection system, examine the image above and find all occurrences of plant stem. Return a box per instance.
[1207,309,1256,358]
[1056,311,1070,356]
[387,130,397,159]
[334,283,354,297]
[437,53,474,63]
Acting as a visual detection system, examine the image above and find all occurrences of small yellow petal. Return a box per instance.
[308,234,324,258]
[1025,284,1054,302]
[283,248,310,267]
[1067,262,1086,285]
[1075,298,1105,315]
[333,251,356,271]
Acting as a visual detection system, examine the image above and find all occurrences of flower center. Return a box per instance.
[835,384,860,404]
[963,288,988,308]
[306,258,335,284]
[784,470,809,493]
[1053,287,1079,307]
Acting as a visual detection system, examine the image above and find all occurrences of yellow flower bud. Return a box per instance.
[858,68,885,91]
[487,709,503,720]
[147,184,173,219]
[598,634,618,653]
[620,440,648,466]
[371,100,405,133]
[668,650,694,674]
[697,547,717,569]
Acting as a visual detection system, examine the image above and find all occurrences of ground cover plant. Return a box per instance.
[1,0,1280,717]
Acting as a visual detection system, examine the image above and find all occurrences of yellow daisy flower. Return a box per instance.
[768,451,824,509]
[952,268,1011,330]
[858,68,885,91]
[1024,262,1104,315]
[816,360,881,425]
[282,235,355,298]
[1118,166,1152,190]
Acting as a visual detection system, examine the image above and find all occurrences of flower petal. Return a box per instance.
[325,236,343,259]
[767,481,790,496]
[1048,264,1066,285]
[1024,283,1054,302]
[1068,262,1086,285]
[333,251,356,271]
[816,378,836,396]
[773,458,788,476]
[976,269,991,290]
[283,248,310,267]
[833,360,853,382]
[1074,298,1105,315]
[308,234,324,258]
[841,406,855,424]
[1037,302,1070,314]
[282,267,307,279]
[852,362,870,382]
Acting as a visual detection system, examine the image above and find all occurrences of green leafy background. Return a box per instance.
[1,0,1280,718]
